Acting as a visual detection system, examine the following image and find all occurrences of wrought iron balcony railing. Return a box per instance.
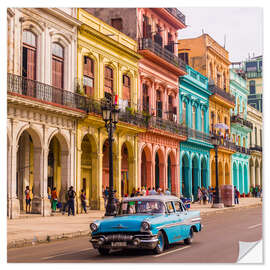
[188,128,212,143]
[250,145,263,152]
[165,8,186,25]
[211,133,237,152]
[235,145,251,155]
[208,82,235,104]
[148,116,188,137]
[7,73,91,112]
[231,115,253,130]
[138,38,186,71]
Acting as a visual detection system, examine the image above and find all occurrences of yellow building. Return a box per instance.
[178,34,236,187]
[76,9,145,211]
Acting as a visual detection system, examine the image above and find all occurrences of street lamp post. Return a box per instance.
[101,98,120,216]
[211,134,224,208]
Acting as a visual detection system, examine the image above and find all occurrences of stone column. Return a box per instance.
[159,163,165,191]
[31,147,43,214]
[188,158,192,197]
[256,165,260,186]
[113,151,122,200]
[76,147,82,213]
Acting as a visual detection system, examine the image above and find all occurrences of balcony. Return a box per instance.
[235,145,251,155]
[148,116,188,137]
[165,8,186,25]
[250,145,263,152]
[7,73,90,112]
[208,82,235,104]
[231,115,253,130]
[188,128,212,144]
[211,133,237,152]
[138,38,186,73]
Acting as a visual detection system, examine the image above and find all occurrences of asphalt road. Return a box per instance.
[7,205,262,263]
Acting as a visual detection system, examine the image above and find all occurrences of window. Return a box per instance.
[166,201,174,213]
[52,43,64,89]
[223,73,226,91]
[111,18,123,32]
[142,84,149,113]
[122,75,131,105]
[22,30,37,80]
[211,112,215,133]
[83,56,94,97]
[217,73,221,88]
[182,101,186,125]
[143,15,151,38]
[104,66,113,94]
[201,110,205,132]
[192,106,196,129]
[260,129,262,147]
[178,53,189,65]
[243,137,246,148]
[249,80,256,94]
[174,201,185,212]
[156,90,162,118]
[246,61,257,72]
[255,127,257,145]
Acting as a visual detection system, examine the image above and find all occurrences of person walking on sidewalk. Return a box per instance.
[80,189,87,214]
[67,186,76,216]
[25,186,31,213]
[234,186,239,205]
[51,187,58,212]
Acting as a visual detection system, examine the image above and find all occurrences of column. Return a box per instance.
[256,165,260,186]
[159,163,165,191]
[175,148,180,196]
[188,158,192,197]
[113,151,121,200]
[76,147,82,213]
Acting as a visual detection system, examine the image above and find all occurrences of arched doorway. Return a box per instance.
[182,153,190,197]
[155,153,160,190]
[244,164,248,194]
[102,139,110,189]
[192,155,199,200]
[218,162,223,186]
[233,162,238,189]
[239,163,243,194]
[47,133,69,207]
[155,149,165,190]
[211,160,216,187]
[249,158,254,188]
[141,145,151,189]
[121,143,129,197]
[167,151,177,194]
[167,155,171,191]
[201,157,207,188]
[255,159,259,186]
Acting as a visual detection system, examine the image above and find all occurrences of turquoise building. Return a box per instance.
[179,66,213,200]
[230,69,253,195]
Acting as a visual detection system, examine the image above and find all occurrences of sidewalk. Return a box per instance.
[7,197,262,249]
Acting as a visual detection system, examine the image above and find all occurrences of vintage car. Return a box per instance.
[89,195,202,255]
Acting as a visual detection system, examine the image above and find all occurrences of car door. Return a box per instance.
[172,200,188,241]
[163,201,178,244]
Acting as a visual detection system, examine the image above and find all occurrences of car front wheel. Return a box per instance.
[98,247,110,255]
[184,228,194,245]
[153,231,165,254]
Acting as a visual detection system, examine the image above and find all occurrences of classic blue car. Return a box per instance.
[89,195,202,255]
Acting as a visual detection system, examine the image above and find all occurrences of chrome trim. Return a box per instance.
[191,217,201,222]
[140,239,159,243]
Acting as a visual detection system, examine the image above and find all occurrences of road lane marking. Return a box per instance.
[42,247,93,260]
[248,223,262,230]
[153,245,190,257]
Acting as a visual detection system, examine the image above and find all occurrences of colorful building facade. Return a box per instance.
[230,69,252,195]
[85,8,188,196]
[76,9,145,210]
[179,66,212,199]
[178,34,236,188]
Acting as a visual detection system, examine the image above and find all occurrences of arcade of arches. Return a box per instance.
[232,159,249,195]
[249,156,263,189]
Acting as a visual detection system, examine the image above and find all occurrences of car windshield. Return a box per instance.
[118,200,166,215]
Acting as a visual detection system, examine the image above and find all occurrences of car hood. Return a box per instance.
[97,214,161,233]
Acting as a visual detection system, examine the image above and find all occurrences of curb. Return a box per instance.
[7,202,262,249]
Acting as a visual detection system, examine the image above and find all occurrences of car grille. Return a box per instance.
[104,234,134,242]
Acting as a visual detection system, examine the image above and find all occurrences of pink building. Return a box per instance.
[85,8,188,195]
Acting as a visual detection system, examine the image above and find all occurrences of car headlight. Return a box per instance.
[90,223,98,232]
[141,221,150,232]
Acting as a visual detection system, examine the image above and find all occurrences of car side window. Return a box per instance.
[174,201,183,212]
[166,201,175,213]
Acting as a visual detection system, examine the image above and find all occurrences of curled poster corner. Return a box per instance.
[237,240,263,263]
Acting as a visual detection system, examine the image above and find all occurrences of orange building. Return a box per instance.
[178,34,236,187]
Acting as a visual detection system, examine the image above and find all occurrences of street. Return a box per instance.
[8,205,262,263]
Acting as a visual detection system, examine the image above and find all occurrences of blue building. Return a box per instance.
[230,69,253,195]
[179,66,213,200]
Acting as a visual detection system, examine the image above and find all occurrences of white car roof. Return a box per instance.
[121,195,180,203]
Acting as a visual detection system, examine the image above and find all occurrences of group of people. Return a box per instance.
[196,186,215,204]
[250,185,262,198]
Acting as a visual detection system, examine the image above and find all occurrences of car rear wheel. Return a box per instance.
[153,231,165,254]
[98,247,110,255]
[184,228,194,245]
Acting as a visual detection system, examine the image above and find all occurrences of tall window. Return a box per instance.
[255,127,257,145]
[111,18,123,31]
[142,84,149,113]
[192,106,196,129]
[201,110,205,132]
[178,53,189,65]
[22,30,37,80]
[143,15,151,38]
[123,75,131,105]
[260,129,262,147]
[83,56,94,97]
[104,66,113,94]
[249,80,256,94]
[182,101,186,125]
[156,90,162,118]
[223,72,226,91]
[52,43,64,89]
[217,73,221,88]
[211,112,215,133]
[243,137,246,148]
[238,135,241,146]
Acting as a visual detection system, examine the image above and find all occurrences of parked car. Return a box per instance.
[89,195,202,255]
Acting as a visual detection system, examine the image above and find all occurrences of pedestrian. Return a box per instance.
[202,187,208,205]
[141,186,146,196]
[25,186,31,213]
[197,187,202,204]
[250,186,254,197]
[51,187,58,212]
[146,187,150,196]
[149,187,157,195]
[157,188,163,195]
[80,189,87,214]
[62,189,69,215]
[165,188,171,195]
[103,186,109,208]
[234,186,239,205]
[130,188,136,197]
[135,187,141,196]
[208,186,213,203]
[67,186,76,216]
